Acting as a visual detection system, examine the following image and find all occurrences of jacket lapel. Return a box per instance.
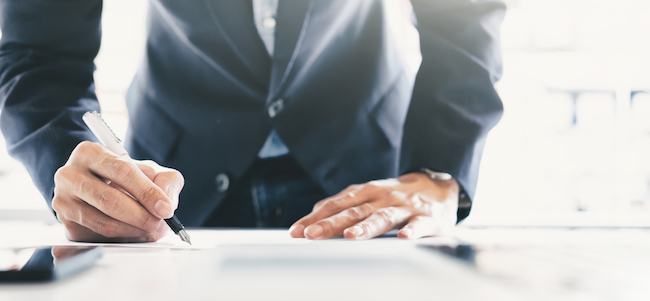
[269,0,313,101]
[202,0,271,89]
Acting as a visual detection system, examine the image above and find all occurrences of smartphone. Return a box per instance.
[0,246,103,282]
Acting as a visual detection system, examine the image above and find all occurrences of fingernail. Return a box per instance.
[347,226,364,238]
[155,200,173,218]
[401,228,414,239]
[289,224,305,237]
[305,225,323,239]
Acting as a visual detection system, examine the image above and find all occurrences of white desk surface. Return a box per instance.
[0,222,649,301]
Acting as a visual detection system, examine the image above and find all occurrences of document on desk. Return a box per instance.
[3,222,458,250]
[63,229,313,249]
[0,223,316,249]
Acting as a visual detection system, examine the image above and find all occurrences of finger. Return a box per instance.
[136,160,184,210]
[289,184,387,238]
[58,199,168,242]
[343,206,412,240]
[397,215,452,239]
[81,144,174,219]
[62,220,145,243]
[62,220,163,243]
[302,202,377,240]
[310,185,360,212]
[72,173,165,233]
[397,216,436,239]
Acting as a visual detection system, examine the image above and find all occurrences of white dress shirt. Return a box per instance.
[253,0,290,158]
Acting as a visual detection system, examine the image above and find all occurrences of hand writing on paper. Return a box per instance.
[52,141,184,242]
[289,173,459,240]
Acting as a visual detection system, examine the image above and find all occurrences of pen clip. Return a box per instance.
[89,111,122,144]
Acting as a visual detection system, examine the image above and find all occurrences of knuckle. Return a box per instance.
[93,219,107,236]
[96,189,122,213]
[53,167,65,183]
[375,207,396,224]
[141,160,164,171]
[76,178,92,197]
[318,219,334,235]
[363,182,389,195]
[141,160,156,167]
[75,141,95,153]
[359,222,373,235]
[137,213,158,232]
[410,215,428,224]
[322,198,343,211]
[313,200,324,211]
[347,204,372,220]
[139,185,161,204]
[171,170,185,186]
[51,195,64,212]
[360,202,375,215]
[389,190,404,197]
[347,184,361,192]
[387,191,407,204]
[321,200,335,210]
[360,183,375,191]
[135,161,155,175]
[112,159,136,179]
[346,206,364,220]
[53,166,74,184]
[160,169,184,188]
[94,218,119,238]
[73,141,101,159]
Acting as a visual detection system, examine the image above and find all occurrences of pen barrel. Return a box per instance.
[165,215,184,234]
[82,111,128,156]
[83,110,189,242]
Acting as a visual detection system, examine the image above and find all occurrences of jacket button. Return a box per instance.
[268,99,284,118]
[215,173,230,192]
[263,16,276,29]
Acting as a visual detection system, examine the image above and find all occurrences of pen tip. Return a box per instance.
[179,229,192,245]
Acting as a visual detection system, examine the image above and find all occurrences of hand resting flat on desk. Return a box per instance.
[289,173,459,240]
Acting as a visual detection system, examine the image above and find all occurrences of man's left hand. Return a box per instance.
[289,173,459,240]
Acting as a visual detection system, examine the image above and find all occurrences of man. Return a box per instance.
[0,0,505,242]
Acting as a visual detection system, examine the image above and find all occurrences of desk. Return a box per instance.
[1,223,649,301]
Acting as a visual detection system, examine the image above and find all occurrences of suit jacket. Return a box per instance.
[0,0,505,226]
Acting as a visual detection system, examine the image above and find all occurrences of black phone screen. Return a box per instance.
[0,246,103,282]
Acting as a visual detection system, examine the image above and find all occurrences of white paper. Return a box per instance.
[0,222,313,249]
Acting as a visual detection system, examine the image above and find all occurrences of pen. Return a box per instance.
[82,111,191,245]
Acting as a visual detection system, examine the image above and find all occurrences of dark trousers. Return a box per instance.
[203,155,328,228]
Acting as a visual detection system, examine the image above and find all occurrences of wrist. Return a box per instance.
[418,168,469,209]
[419,168,452,181]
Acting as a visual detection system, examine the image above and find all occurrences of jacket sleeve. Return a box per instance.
[0,0,102,208]
[402,0,506,221]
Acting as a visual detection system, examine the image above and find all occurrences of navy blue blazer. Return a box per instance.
[0,0,505,226]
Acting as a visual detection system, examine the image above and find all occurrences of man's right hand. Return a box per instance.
[52,141,185,242]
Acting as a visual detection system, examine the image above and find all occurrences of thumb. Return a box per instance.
[135,160,184,211]
[152,169,184,211]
